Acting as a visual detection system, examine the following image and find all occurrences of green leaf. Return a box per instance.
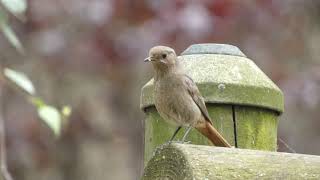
[1,0,27,15]
[0,22,24,53]
[29,97,45,108]
[61,105,72,118]
[38,105,61,137]
[4,68,35,95]
[0,9,24,53]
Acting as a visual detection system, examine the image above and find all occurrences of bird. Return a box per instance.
[144,45,232,147]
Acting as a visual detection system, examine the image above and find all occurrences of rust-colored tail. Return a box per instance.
[196,121,232,147]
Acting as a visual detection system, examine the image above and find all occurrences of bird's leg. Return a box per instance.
[168,126,182,143]
[181,125,192,142]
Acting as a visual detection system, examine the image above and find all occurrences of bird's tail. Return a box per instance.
[196,121,232,147]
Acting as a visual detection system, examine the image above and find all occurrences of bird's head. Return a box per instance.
[144,46,178,70]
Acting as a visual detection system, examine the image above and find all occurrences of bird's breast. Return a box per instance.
[154,77,202,126]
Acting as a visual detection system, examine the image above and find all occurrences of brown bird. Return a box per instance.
[144,46,231,147]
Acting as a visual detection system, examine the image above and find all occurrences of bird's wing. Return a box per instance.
[183,75,212,124]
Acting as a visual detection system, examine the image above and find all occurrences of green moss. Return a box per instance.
[206,104,234,146]
[235,106,278,151]
[144,105,279,164]
[144,105,234,164]
[144,107,211,165]
[142,144,194,180]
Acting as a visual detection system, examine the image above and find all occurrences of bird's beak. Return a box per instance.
[144,57,151,62]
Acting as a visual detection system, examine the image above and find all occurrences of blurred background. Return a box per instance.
[1,0,320,179]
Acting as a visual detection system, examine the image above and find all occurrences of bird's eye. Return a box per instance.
[162,54,167,59]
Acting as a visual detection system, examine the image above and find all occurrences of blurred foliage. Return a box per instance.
[1,0,27,15]
[4,68,72,137]
[0,8,23,53]
[4,68,35,95]
[37,105,61,137]
[1,0,71,137]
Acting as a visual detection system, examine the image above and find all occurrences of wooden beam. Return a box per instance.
[142,143,320,179]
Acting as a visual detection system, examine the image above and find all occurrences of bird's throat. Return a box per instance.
[153,63,180,81]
